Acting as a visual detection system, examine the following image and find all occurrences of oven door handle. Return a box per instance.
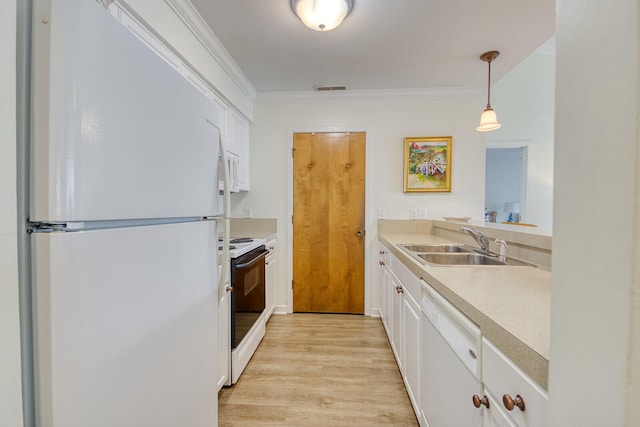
[235,249,269,270]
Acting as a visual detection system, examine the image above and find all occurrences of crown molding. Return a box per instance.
[164,0,256,101]
[255,86,484,104]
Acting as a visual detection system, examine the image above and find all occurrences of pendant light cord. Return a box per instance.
[486,59,492,109]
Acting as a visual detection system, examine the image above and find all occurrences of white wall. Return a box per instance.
[232,93,485,312]
[550,0,640,425]
[1,1,24,426]
[489,45,555,229]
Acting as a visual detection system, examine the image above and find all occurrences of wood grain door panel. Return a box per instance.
[293,132,365,314]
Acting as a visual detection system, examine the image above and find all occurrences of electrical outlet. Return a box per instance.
[418,208,427,219]
[410,208,418,219]
[377,208,386,219]
[244,208,252,218]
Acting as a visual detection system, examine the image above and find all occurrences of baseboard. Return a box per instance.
[273,305,289,315]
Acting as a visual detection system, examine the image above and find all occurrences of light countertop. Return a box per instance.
[378,231,551,390]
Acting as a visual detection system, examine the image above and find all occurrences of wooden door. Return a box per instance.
[293,132,365,314]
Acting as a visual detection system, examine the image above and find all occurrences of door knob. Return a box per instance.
[503,394,525,411]
[472,395,490,409]
[355,228,364,237]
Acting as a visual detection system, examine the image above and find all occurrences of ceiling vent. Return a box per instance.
[314,85,347,92]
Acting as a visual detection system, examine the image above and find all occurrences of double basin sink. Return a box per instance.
[398,244,533,267]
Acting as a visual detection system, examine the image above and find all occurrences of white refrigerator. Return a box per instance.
[28,1,219,425]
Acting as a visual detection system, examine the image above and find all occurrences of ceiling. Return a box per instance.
[189,0,555,93]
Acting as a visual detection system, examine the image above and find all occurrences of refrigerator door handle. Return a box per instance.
[218,133,232,300]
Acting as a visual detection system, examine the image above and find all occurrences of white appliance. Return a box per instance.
[28,1,220,426]
[420,282,483,426]
[216,236,267,387]
[219,151,240,193]
[227,237,267,258]
[228,238,268,384]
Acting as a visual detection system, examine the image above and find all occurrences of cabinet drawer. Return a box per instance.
[377,242,391,265]
[266,239,277,255]
[482,338,548,427]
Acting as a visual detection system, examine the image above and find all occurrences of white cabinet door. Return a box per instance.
[378,251,392,336]
[265,240,277,319]
[228,109,247,154]
[403,290,421,416]
[382,265,392,335]
[482,339,548,427]
[229,110,250,191]
[391,273,404,372]
[210,92,229,139]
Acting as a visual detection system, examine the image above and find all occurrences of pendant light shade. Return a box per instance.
[291,0,354,31]
[476,50,501,132]
[477,107,501,132]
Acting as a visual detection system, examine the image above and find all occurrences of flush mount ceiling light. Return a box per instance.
[476,50,502,132]
[291,0,354,31]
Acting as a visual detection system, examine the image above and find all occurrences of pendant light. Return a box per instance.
[476,50,502,132]
[291,0,354,32]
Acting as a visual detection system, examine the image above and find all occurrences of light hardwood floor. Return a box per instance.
[219,314,419,426]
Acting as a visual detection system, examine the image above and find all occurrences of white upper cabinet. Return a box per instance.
[211,93,249,192]
[229,110,251,191]
[210,92,229,139]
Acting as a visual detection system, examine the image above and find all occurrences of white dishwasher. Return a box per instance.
[420,281,483,427]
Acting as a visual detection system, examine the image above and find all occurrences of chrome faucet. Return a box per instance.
[494,239,508,262]
[460,227,490,253]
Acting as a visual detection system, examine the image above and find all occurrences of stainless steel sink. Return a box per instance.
[397,243,534,267]
[399,244,470,253]
[416,253,507,266]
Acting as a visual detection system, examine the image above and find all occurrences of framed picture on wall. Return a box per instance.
[403,136,452,192]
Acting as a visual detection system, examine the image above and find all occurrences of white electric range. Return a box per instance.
[218,236,268,386]
[218,237,266,258]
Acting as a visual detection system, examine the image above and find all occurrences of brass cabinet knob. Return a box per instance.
[503,394,525,411]
[379,260,385,266]
[379,250,385,254]
[395,285,404,294]
[472,395,490,409]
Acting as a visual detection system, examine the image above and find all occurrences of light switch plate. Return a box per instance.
[410,208,418,219]
[418,208,427,219]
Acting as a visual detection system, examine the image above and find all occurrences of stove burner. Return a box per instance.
[230,238,253,244]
